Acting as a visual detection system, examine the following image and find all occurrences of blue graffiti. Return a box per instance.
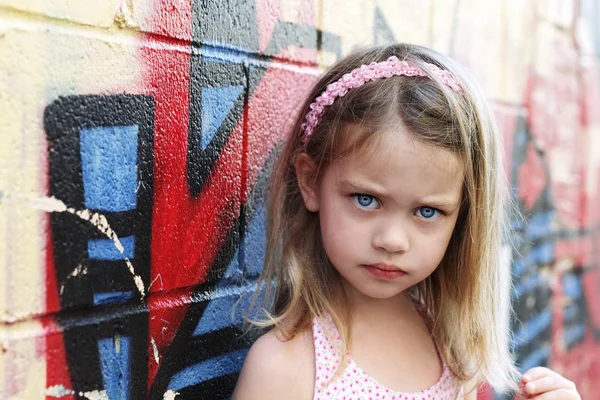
[201,86,245,151]
[513,309,552,351]
[94,292,135,306]
[167,349,249,392]
[520,344,550,372]
[80,125,139,212]
[98,335,132,400]
[178,202,267,390]
[88,236,135,260]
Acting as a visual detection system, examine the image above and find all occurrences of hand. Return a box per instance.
[520,367,580,399]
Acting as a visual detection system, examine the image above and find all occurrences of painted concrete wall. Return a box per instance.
[0,0,599,399]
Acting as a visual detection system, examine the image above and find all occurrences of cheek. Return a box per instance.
[319,193,351,230]
[414,228,456,269]
[320,206,354,245]
[319,202,368,255]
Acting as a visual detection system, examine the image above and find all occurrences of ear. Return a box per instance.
[295,153,320,212]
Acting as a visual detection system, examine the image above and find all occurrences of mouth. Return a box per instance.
[362,263,406,279]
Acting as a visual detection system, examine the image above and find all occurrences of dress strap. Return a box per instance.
[312,316,343,393]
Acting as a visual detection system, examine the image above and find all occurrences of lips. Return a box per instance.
[362,263,406,280]
[368,264,405,272]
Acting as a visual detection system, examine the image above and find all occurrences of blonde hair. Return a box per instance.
[247,43,520,394]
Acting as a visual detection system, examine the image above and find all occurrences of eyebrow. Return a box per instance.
[418,197,461,209]
[338,179,388,196]
[338,179,461,209]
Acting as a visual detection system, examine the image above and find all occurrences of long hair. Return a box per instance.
[247,43,520,394]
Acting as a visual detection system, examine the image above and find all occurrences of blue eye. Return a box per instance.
[417,207,441,219]
[352,194,379,209]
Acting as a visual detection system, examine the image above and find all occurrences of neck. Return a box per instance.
[339,280,415,324]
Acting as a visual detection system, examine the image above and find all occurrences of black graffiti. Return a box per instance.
[44,94,155,399]
[187,59,246,197]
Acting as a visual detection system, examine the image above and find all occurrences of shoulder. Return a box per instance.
[462,377,479,400]
[232,327,315,400]
[463,387,477,400]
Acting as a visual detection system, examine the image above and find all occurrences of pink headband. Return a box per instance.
[300,56,464,144]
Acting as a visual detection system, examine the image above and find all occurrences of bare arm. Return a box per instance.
[232,329,315,400]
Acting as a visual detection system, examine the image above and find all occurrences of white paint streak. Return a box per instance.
[44,385,73,397]
[151,336,160,363]
[31,196,145,299]
[61,263,87,293]
[80,390,109,400]
[163,390,180,400]
[193,281,258,303]
[115,334,121,354]
[44,385,109,400]
[148,273,163,291]
[33,196,67,213]
[67,264,89,279]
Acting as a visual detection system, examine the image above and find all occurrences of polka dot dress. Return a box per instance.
[311,315,464,400]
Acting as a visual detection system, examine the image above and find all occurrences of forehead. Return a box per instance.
[330,127,464,200]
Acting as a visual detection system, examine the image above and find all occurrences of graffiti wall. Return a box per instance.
[0,0,599,399]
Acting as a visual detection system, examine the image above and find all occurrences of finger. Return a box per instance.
[530,388,580,400]
[522,367,554,383]
[524,376,569,396]
[515,380,528,399]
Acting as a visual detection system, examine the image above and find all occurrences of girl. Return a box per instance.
[232,44,580,400]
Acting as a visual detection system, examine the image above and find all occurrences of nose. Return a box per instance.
[371,218,410,253]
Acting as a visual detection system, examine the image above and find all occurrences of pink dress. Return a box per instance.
[311,315,464,400]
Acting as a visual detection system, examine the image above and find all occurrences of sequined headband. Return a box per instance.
[300,56,463,144]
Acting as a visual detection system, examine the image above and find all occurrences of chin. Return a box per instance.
[353,283,408,300]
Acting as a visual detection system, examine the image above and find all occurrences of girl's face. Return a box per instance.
[297,125,464,301]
